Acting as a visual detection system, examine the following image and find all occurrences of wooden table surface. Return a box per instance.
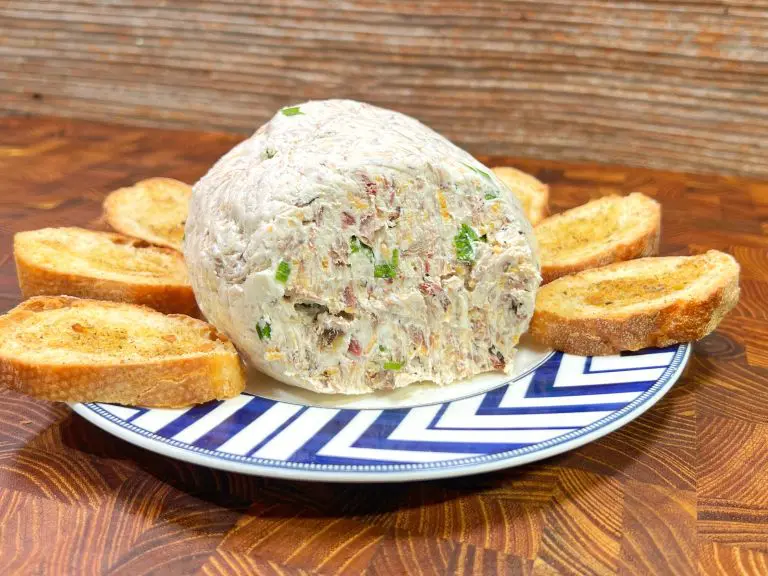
[0,115,767,575]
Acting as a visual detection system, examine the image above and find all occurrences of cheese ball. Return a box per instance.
[185,100,540,394]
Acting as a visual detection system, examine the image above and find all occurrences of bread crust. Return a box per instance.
[103,177,190,250]
[530,251,740,355]
[536,193,661,284]
[14,228,198,316]
[0,296,245,408]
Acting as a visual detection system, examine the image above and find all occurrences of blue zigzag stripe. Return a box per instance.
[79,343,689,476]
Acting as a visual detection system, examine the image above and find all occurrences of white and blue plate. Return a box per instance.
[71,338,690,482]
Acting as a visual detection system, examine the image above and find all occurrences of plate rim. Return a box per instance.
[71,344,691,483]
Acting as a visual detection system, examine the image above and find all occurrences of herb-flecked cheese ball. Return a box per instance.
[185,100,540,394]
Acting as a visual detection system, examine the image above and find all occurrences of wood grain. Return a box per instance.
[2,2,768,177]
[0,115,767,574]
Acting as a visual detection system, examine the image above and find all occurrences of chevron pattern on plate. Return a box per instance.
[82,345,687,474]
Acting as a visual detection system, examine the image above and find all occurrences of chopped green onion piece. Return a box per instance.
[461,162,492,181]
[281,106,303,116]
[264,147,277,159]
[256,321,271,341]
[374,263,396,279]
[275,260,291,283]
[379,344,386,352]
[480,234,488,243]
[454,223,480,263]
[373,248,400,279]
[485,191,499,200]
[383,360,403,371]
[350,236,374,262]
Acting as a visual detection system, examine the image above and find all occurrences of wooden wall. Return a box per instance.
[1,1,767,178]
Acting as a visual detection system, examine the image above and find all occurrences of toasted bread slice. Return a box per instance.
[535,193,661,284]
[14,227,198,316]
[530,250,740,355]
[492,166,549,225]
[0,296,245,407]
[104,177,191,250]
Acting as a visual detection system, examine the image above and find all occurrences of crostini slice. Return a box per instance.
[14,227,198,316]
[0,296,245,408]
[529,250,740,355]
[104,177,191,251]
[535,192,661,284]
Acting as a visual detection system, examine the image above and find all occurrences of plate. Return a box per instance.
[71,341,690,482]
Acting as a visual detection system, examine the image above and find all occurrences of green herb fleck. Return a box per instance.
[256,320,271,341]
[379,344,386,352]
[479,234,488,243]
[275,260,291,283]
[374,249,399,279]
[383,360,403,371]
[281,106,303,117]
[454,223,480,263]
[350,236,374,262]
[461,162,492,181]
[264,147,277,159]
[374,263,396,279]
[484,191,499,200]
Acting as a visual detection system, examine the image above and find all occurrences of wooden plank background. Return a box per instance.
[1,1,768,178]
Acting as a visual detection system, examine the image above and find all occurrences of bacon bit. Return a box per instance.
[343,285,357,308]
[341,212,356,227]
[409,328,425,348]
[424,260,430,275]
[319,327,344,348]
[419,282,441,296]
[490,347,506,370]
[388,206,401,222]
[419,282,450,311]
[348,338,362,356]
[162,334,177,343]
[71,323,86,333]
[361,174,377,196]
[330,248,347,267]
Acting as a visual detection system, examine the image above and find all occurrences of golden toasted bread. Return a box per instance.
[14,227,198,316]
[530,250,740,355]
[535,193,661,284]
[104,177,191,250]
[491,166,549,225]
[0,296,245,408]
